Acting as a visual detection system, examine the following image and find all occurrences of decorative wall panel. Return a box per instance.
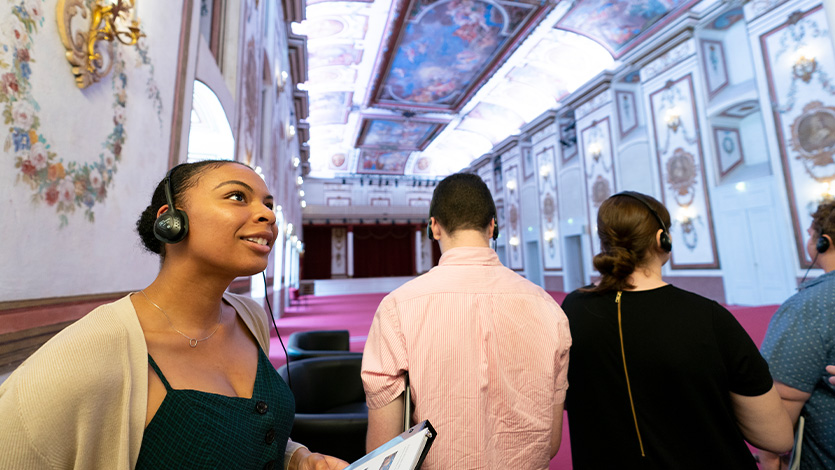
[648,74,719,268]
[236,1,263,164]
[760,3,835,267]
[331,227,347,276]
[581,117,616,241]
[503,165,523,270]
[616,90,638,137]
[559,114,578,164]
[712,126,744,177]
[700,39,729,98]
[536,146,561,270]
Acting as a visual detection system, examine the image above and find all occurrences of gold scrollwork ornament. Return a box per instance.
[57,0,143,89]
[57,0,113,88]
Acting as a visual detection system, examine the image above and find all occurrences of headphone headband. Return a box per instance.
[612,191,672,253]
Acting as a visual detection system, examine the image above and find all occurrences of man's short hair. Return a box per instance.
[429,173,497,235]
[811,199,835,238]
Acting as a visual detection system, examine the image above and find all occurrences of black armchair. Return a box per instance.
[286,329,363,360]
[277,355,368,462]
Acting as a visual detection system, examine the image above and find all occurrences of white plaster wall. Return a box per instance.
[0,0,184,301]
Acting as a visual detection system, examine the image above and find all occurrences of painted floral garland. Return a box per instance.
[3,0,160,226]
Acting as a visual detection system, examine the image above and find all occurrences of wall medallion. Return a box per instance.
[790,101,835,181]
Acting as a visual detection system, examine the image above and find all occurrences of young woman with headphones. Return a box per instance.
[561,191,792,469]
[0,160,348,470]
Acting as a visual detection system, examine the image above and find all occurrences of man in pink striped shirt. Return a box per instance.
[361,173,572,469]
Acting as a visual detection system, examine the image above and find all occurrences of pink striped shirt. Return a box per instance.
[361,247,571,470]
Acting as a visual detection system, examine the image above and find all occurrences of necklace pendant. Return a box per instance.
[189,338,198,348]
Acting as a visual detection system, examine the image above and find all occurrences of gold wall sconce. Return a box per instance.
[665,108,682,132]
[816,180,835,202]
[793,54,817,84]
[587,141,602,160]
[57,0,144,89]
[276,70,289,93]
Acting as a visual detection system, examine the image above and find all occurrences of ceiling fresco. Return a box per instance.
[369,0,553,111]
[356,117,447,150]
[357,149,414,174]
[295,0,698,178]
[556,0,700,58]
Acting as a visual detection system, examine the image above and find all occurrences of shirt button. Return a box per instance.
[265,428,276,444]
[263,460,275,470]
[255,401,268,415]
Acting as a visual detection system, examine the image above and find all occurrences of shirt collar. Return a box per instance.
[438,246,502,266]
[800,268,835,290]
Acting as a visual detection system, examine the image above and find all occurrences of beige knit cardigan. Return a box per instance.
[0,292,303,469]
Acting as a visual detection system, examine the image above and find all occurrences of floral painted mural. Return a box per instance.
[3,0,160,226]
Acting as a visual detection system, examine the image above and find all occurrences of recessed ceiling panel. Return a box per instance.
[356,117,447,151]
[310,43,364,68]
[455,102,525,145]
[309,91,354,125]
[357,149,413,174]
[719,100,761,119]
[369,0,552,112]
[556,0,699,58]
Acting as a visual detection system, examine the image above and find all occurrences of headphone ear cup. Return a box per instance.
[154,209,189,244]
[818,236,830,253]
[659,231,672,253]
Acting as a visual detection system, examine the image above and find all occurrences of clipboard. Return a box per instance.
[342,420,436,470]
[787,415,805,470]
[403,373,412,432]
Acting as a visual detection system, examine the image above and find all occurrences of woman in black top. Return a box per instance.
[562,191,792,469]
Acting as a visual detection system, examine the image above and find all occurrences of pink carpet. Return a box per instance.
[268,291,779,469]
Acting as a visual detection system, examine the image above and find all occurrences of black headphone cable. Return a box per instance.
[263,270,291,390]
[798,252,820,290]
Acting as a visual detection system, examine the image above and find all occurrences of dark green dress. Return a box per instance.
[135,348,294,470]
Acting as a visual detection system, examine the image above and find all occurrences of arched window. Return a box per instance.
[187,80,234,162]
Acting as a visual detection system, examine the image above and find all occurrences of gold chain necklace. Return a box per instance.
[140,290,223,348]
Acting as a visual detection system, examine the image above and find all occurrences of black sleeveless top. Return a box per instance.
[135,347,295,470]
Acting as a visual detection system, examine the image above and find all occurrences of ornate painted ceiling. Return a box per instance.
[293,0,698,178]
